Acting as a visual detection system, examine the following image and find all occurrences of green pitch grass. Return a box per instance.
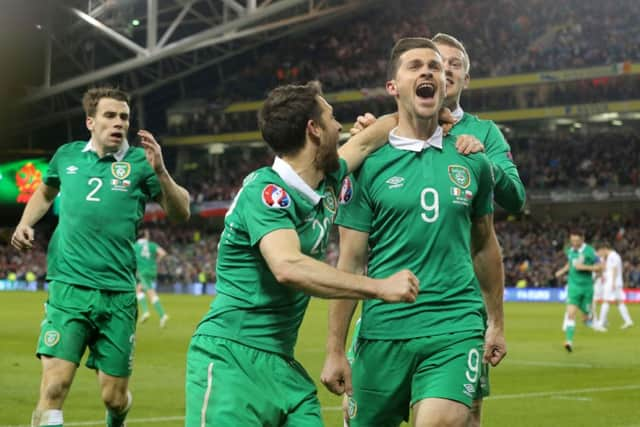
[2,292,639,427]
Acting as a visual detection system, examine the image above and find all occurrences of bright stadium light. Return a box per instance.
[132,19,140,26]
[612,119,623,126]
[573,122,583,129]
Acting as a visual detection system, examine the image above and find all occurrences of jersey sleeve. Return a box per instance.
[142,164,162,202]
[335,171,374,233]
[327,158,349,193]
[242,183,297,246]
[44,147,62,189]
[471,154,495,219]
[585,246,598,265]
[485,122,526,213]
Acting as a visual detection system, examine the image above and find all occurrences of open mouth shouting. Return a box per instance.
[416,81,436,99]
[109,131,124,141]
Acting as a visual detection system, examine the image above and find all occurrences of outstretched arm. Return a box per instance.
[12,183,59,251]
[321,227,369,396]
[471,214,506,367]
[259,228,418,301]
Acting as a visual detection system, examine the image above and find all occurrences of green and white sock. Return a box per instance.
[137,292,149,315]
[32,409,63,427]
[106,391,132,427]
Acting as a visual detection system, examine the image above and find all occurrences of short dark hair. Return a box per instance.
[82,87,130,117]
[569,228,585,237]
[259,82,322,156]
[432,33,470,72]
[387,37,440,80]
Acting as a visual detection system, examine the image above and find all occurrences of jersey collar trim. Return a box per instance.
[82,139,130,161]
[272,156,322,205]
[388,126,443,152]
[451,106,464,122]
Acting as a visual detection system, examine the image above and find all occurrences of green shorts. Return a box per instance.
[567,285,593,315]
[185,335,322,427]
[348,331,484,427]
[36,281,137,377]
[137,273,156,291]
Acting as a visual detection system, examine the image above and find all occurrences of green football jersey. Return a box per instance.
[336,128,494,340]
[134,239,159,277]
[566,244,598,288]
[450,111,526,213]
[195,157,348,357]
[44,141,161,291]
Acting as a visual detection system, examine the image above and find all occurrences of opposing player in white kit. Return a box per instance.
[594,242,634,330]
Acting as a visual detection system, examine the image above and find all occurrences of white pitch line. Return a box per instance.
[4,385,639,424]
[507,360,593,368]
[322,384,640,411]
[0,415,184,427]
[551,395,592,401]
[488,384,640,400]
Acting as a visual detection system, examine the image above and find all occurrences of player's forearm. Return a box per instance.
[473,238,505,329]
[156,171,191,222]
[326,299,359,355]
[274,255,379,299]
[340,114,397,173]
[18,185,56,227]
[492,163,526,213]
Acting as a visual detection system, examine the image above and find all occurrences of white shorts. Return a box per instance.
[593,280,604,301]
[603,284,625,302]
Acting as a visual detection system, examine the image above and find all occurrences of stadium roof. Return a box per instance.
[1,0,375,153]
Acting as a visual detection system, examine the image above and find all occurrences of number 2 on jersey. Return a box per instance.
[86,177,103,202]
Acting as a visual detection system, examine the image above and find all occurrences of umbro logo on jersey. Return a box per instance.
[386,176,405,189]
[66,166,79,174]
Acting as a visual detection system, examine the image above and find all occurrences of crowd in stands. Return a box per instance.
[174,129,640,204]
[167,73,640,136]
[164,0,640,135]
[3,212,640,290]
[511,131,640,189]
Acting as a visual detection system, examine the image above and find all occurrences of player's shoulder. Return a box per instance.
[461,112,498,130]
[124,145,150,163]
[359,142,401,170]
[444,136,491,169]
[238,167,297,211]
[55,140,88,156]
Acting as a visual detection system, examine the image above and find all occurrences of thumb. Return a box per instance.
[344,373,353,396]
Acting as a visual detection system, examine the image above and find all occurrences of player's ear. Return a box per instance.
[86,116,94,132]
[386,80,398,97]
[307,119,321,139]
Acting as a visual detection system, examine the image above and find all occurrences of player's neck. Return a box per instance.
[280,154,324,190]
[444,97,461,112]
[395,109,439,141]
[90,139,119,159]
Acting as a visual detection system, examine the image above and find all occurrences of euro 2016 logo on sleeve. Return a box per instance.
[448,165,471,189]
[339,177,353,205]
[262,184,291,208]
[44,330,60,347]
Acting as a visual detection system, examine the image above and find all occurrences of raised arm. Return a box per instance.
[555,262,570,278]
[12,183,59,251]
[138,129,191,222]
[321,227,370,395]
[338,114,398,174]
[259,228,417,301]
[485,123,526,213]
[471,214,506,367]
